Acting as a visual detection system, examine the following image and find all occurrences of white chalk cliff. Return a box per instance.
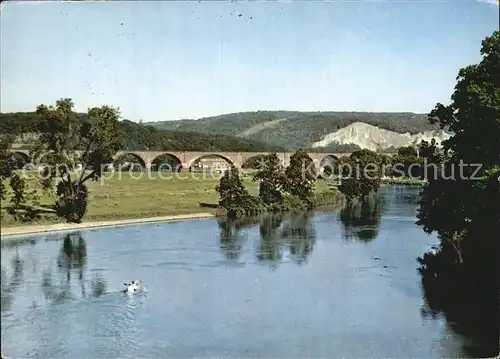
[311,122,452,151]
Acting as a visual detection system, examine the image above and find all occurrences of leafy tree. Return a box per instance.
[0,136,40,221]
[26,98,122,223]
[338,149,382,201]
[284,149,317,209]
[390,153,424,178]
[216,151,323,219]
[253,153,285,207]
[397,146,417,157]
[416,31,500,356]
[321,155,348,178]
[418,139,440,161]
[242,154,268,169]
[216,166,263,218]
[0,137,15,201]
[414,139,442,181]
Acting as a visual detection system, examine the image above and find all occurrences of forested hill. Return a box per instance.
[148,111,439,150]
[0,112,286,152]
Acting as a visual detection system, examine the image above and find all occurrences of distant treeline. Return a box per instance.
[150,111,441,150]
[305,143,364,153]
[0,112,287,152]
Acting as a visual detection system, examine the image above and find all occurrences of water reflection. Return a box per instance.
[419,249,500,358]
[218,217,260,260]
[218,212,317,266]
[58,232,87,280]
[257,215,284,263]
[339,196,385,242]
[41,232,107,304]
[1,247,24,313]
[420,276,499,358]
[281,212,316,264]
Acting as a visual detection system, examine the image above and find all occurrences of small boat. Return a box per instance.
[123,280,140,294]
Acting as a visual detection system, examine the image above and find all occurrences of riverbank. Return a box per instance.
[381,177,426,186]
[0,173,249,227]
[1,172,342,234]
[1,212,216,239]
[1,191,344,239]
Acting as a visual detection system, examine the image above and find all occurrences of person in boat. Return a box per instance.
[123,280,140,294]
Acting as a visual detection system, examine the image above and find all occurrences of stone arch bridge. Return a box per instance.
[8,149,353,170]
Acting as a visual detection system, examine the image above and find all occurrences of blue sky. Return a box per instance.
[1,0,498,122]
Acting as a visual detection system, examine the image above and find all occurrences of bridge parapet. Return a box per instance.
[8,148,365,170]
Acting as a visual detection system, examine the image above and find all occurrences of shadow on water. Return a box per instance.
[217,212,317,267]
[41,232,107,304]
[391,184,500,358]
[1,247,25,313]
[280,212,316,264]
[257,215,285,264]
[218,216,261,260]
[339,194,386,242]
[1,232,108,318]
[418,244,499,357]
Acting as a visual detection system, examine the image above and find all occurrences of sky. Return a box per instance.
[1,0,498,122]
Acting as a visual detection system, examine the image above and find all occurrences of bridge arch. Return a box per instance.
[187,154,234,172]
[150,153,183,172]
[113,152,147,171]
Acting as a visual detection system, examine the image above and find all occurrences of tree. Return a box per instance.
[0,136,40,221]
[418,139,439,161]
[216,166,262,218]
[416,31,500,356]
[338,149,382,201]
[253,153,285,207]
[242,154,268,169]
[414,139,442,181]
[284,149,317,209]
[27,98,121,223]
[397,146,417,157]
[391,151,424,179]
[0,137,15,201]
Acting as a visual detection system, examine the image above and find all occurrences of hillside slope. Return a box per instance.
[0,112,286,152]
[149,111,441,150]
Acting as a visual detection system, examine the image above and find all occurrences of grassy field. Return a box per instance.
[1,170,337,227]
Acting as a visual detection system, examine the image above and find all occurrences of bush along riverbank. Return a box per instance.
[381,177,426,186]
[325,149,390,226]
[215,150,346,219]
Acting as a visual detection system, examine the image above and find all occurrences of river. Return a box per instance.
[0,185,485,358]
